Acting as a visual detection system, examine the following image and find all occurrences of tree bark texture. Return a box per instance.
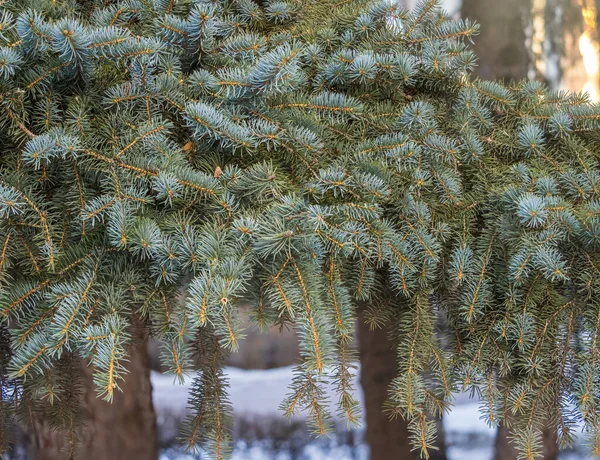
[358,313,417,460]
[461,0,532,81]
[494,423,558,460]
[31,319,158,460]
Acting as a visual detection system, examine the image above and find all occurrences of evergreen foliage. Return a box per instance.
[1,0,600,458]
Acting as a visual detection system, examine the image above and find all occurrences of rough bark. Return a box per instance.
[461,0,532,81]
[494,423,559,460]
[430,416,448,460]
[357,313,417,460]
[31,319,158,460]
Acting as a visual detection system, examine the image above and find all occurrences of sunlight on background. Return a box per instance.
[579,0,600,101]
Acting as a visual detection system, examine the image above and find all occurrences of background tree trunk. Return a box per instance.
[430,416,448,460]
[358,313,417,460]
[494,423,558,460]
[461,0,532,81]
[32,319,158,460]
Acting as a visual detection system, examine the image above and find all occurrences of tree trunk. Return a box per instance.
[494,423,558,460]
[358,313,416,460]
[461,0,532,81]
[430,416,447,460]
[32,319,158,460]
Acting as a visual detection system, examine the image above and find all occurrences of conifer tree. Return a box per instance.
[460,2,571,458]
[2,1,600,459]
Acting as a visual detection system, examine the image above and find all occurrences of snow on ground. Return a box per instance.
[446,403,492,434]
[152,367,591,459]
[153,366,321,418]
[152,365,364,420]
[160,444,370,460]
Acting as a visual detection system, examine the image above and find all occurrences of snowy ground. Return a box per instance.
[152,367,591,460]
